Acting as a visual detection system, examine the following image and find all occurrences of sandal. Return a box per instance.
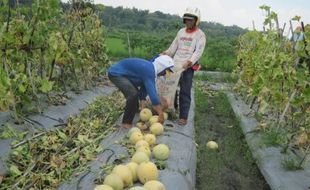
[178,119,187,126]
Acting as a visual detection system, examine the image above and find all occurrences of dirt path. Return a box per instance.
[194,85,270,190]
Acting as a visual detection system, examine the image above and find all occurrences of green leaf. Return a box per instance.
[39,79,54,93]
[56,130,67,140]
[291,15,301,21]
[9,165,21,176]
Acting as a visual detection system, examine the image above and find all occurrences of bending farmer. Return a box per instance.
[108,55,174,129]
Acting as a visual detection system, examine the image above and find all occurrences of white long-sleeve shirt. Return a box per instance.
[165,27,206,67]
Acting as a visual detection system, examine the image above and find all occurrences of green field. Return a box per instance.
[106,37,148,61]
[106,37,236,72]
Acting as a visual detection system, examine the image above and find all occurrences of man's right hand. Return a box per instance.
[158,113,164,124]
[153,105,164,124]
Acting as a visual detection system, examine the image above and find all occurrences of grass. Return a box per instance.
[261,127,287,147]
[200,55,237,72]
[281,156,303,171]
[105,36,238,73]
[194,84,270,190]
[195,72,238,83]
[106,37,148,60]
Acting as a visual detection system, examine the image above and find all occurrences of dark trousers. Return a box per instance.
[179,68,194,119]
[108,74,139,124]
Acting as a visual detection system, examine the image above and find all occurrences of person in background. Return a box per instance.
[162,7,206,125]
[108,55,174,129]
[291,26,305,51]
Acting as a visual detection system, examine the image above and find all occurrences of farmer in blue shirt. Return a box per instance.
[108,55,174,129]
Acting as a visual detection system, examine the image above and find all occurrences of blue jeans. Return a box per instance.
[179,68,194,120]
[108,74,139,124]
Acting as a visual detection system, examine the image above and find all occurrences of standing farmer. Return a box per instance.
[162,7,206,125]
[108,55,174,129]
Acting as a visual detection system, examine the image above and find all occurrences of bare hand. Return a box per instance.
[158,113,164,124]
[183,60,193,69]
[140,100,146,110]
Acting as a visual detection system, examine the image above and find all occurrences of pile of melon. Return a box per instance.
[95,108,170,190]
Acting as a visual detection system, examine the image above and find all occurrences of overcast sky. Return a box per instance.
[65,0,310,32]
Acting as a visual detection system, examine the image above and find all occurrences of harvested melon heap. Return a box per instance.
[95,108,169,190]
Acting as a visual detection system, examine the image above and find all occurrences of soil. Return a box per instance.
[195,86,270,190]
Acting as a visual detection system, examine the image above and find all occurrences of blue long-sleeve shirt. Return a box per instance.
[108,58,160,105]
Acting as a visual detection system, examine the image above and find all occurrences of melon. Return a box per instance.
[136,146,151,157]
[135,140,150,149]
[153,144,170,160]
[150,123,164,136]
[126,162,138,182]
[112,165,133,187]
[137,162,158,184]
[206,141,218,149]
[144,134,156,146]
[130,132,144,144]
[144,180,166,190]
[131,151,150,164]
[163,112,168,120]
[103,173,124,190]
[148,116,159,125]
[129,187,147,190]
[136,122,148,130]
[140,108,152,122]
[94,184,114,190]
[128,127,141,137]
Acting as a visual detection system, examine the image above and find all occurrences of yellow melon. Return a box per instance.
[94,184,114,190]
[126,162,138,182]
[144,134,156,146]
[135,140,150,149]
[150,123,164,136]
[112,165,133,187]
[136,122,148,130]
[103,173,124,190]
[131,151,150,164]
[128,127,142,137]
[148,116,159,125]
[144,180,166,190]
[136,146,151,157]
[137,162,158,184]
[153,144,170,160]
[129,187,147,190]
[140,108,152,122]
[130,132,144,144]
[206,141,218,149]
